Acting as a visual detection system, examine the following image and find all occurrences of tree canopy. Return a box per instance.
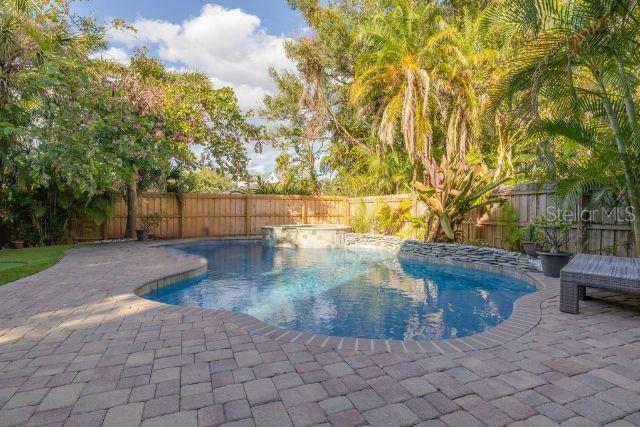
[3,0,640,248]
[265,0,640,246]
[1,0,259,244]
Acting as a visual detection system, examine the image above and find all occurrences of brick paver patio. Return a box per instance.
[0,242,639,426]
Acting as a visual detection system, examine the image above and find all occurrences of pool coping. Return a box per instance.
[133,237,559,354]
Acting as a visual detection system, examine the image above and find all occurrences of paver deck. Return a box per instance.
[0,242,639,426]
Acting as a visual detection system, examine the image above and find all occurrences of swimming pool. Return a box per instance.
[144,240,536,340]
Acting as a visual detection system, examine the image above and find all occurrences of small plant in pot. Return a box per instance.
[535,217,572,277]
[137,212,163,241]
[11,238,25,249]
[519,223,540,258]
[8,219,26,249]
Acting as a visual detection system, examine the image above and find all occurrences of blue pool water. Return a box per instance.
[145,241,536,340]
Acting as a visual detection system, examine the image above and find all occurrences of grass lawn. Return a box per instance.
[0,245,73,285]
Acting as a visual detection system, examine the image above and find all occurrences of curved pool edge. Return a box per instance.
[132,237,559,354]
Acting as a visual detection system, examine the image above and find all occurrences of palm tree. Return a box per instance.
[486,0,640,251]
[0,0,99,135]
[350,0,441,168]
[352,2,499,167]
[435,10,498,161]
[0,0,102,177]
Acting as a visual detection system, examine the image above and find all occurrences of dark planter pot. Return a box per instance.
[11,240,24,249]
[136,230,148,241]
[522,242,541,258]
[538,251,572,277]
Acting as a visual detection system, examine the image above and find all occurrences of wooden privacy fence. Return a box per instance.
[71,193,349,241]
[71,184,637,257]
[348,184,637,257]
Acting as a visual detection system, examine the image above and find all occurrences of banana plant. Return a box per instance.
[413,157,508,242]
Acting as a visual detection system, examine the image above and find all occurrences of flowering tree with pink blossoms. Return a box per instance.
[11,49,258,243]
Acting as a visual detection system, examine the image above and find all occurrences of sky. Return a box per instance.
[73,0,306,175]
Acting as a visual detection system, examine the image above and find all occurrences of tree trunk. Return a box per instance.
[596,77,640,252]
[304,143,319,194]
[125,180,138,239]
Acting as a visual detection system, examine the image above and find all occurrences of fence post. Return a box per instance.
[342,197,350,225]
[178,196,185,238]
[245,196,251,236]
[301,198,308,224]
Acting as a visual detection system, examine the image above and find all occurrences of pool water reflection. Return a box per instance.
[145,240,536,340]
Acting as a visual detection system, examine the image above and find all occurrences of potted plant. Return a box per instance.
[535,217,572,277]
[519,223,540,258]
[9,219,26,249]
[11,238,25,249]
[136,212,163,241]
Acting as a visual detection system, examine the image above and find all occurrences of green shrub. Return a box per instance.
[351,200,372,233]
[535,217,571,253]
[374,200,413,235]
[374,202,394,234]
[519,223,538,242]
[405,214,427,240]
[413,158,507,242]
[497,203,520,251]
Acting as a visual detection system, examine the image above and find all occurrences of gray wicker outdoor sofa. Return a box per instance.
[560,253,640,314]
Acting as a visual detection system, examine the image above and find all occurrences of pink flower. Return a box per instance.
[112,139,120,145]
[133,123,141,130]
[153,128,165,138]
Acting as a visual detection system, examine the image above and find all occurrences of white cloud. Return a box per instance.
[107,4,294,109]
[90,47,131,65]
[208,77,268,111]
[106,4,295,173]
[248,145,280,175]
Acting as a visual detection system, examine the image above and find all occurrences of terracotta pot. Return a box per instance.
[11,240,24,249]
[522,242,541,258]
[538,251,572,277]
[136,230,148,241]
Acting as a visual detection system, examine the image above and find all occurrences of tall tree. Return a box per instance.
[262,69,324,194]
[486,0,640,251]
[351,0,441,168]
[272,0,512,195]
[0,0,102,152]
[0,0,107,243]
[436,10,498,160]
[92,54,257,238]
